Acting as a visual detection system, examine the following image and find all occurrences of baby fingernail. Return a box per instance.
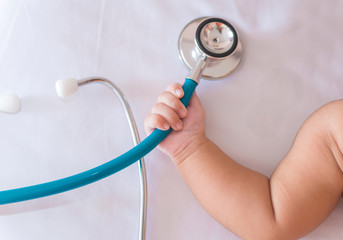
[179,109,186,117]
[163,124,170,130]
[176,89,183,97]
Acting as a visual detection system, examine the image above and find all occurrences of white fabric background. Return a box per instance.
[0,0,342,239]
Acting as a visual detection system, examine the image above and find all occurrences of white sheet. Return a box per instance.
[0,0,342,239]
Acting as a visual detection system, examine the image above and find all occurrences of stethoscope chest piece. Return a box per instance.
[178,17,243,80]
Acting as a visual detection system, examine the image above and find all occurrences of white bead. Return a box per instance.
[0,93,21,114]
[55,78,78,98]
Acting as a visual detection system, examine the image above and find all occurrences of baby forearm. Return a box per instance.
[175,137,280,239]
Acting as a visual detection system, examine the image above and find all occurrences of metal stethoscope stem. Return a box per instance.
[78,77,147,240]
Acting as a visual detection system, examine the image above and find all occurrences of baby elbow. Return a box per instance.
[312,100,343,135]
[312,100,343,171]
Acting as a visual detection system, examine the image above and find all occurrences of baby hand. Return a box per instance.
[144,82,207,165]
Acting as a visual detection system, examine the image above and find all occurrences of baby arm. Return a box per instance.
[144,83,343,240]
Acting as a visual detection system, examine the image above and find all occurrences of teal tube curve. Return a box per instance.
[0,78,198,204]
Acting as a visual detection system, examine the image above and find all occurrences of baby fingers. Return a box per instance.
[151,102,183,131]
[144,113,171,133]
[157,91,187,119]
[144,83,188,133]
[166,83,184,98]
[144,103,182,134]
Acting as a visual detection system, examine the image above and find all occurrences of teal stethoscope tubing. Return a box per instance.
[0,78,197,204]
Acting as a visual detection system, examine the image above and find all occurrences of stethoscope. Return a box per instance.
[0,17,243,239]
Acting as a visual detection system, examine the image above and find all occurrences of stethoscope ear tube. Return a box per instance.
[0,78,198,204]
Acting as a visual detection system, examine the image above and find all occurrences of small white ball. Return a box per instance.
[0,93,21,114]
[55,78,78,98]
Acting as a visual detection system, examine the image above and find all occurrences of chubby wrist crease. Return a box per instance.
[171,134,210,166]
